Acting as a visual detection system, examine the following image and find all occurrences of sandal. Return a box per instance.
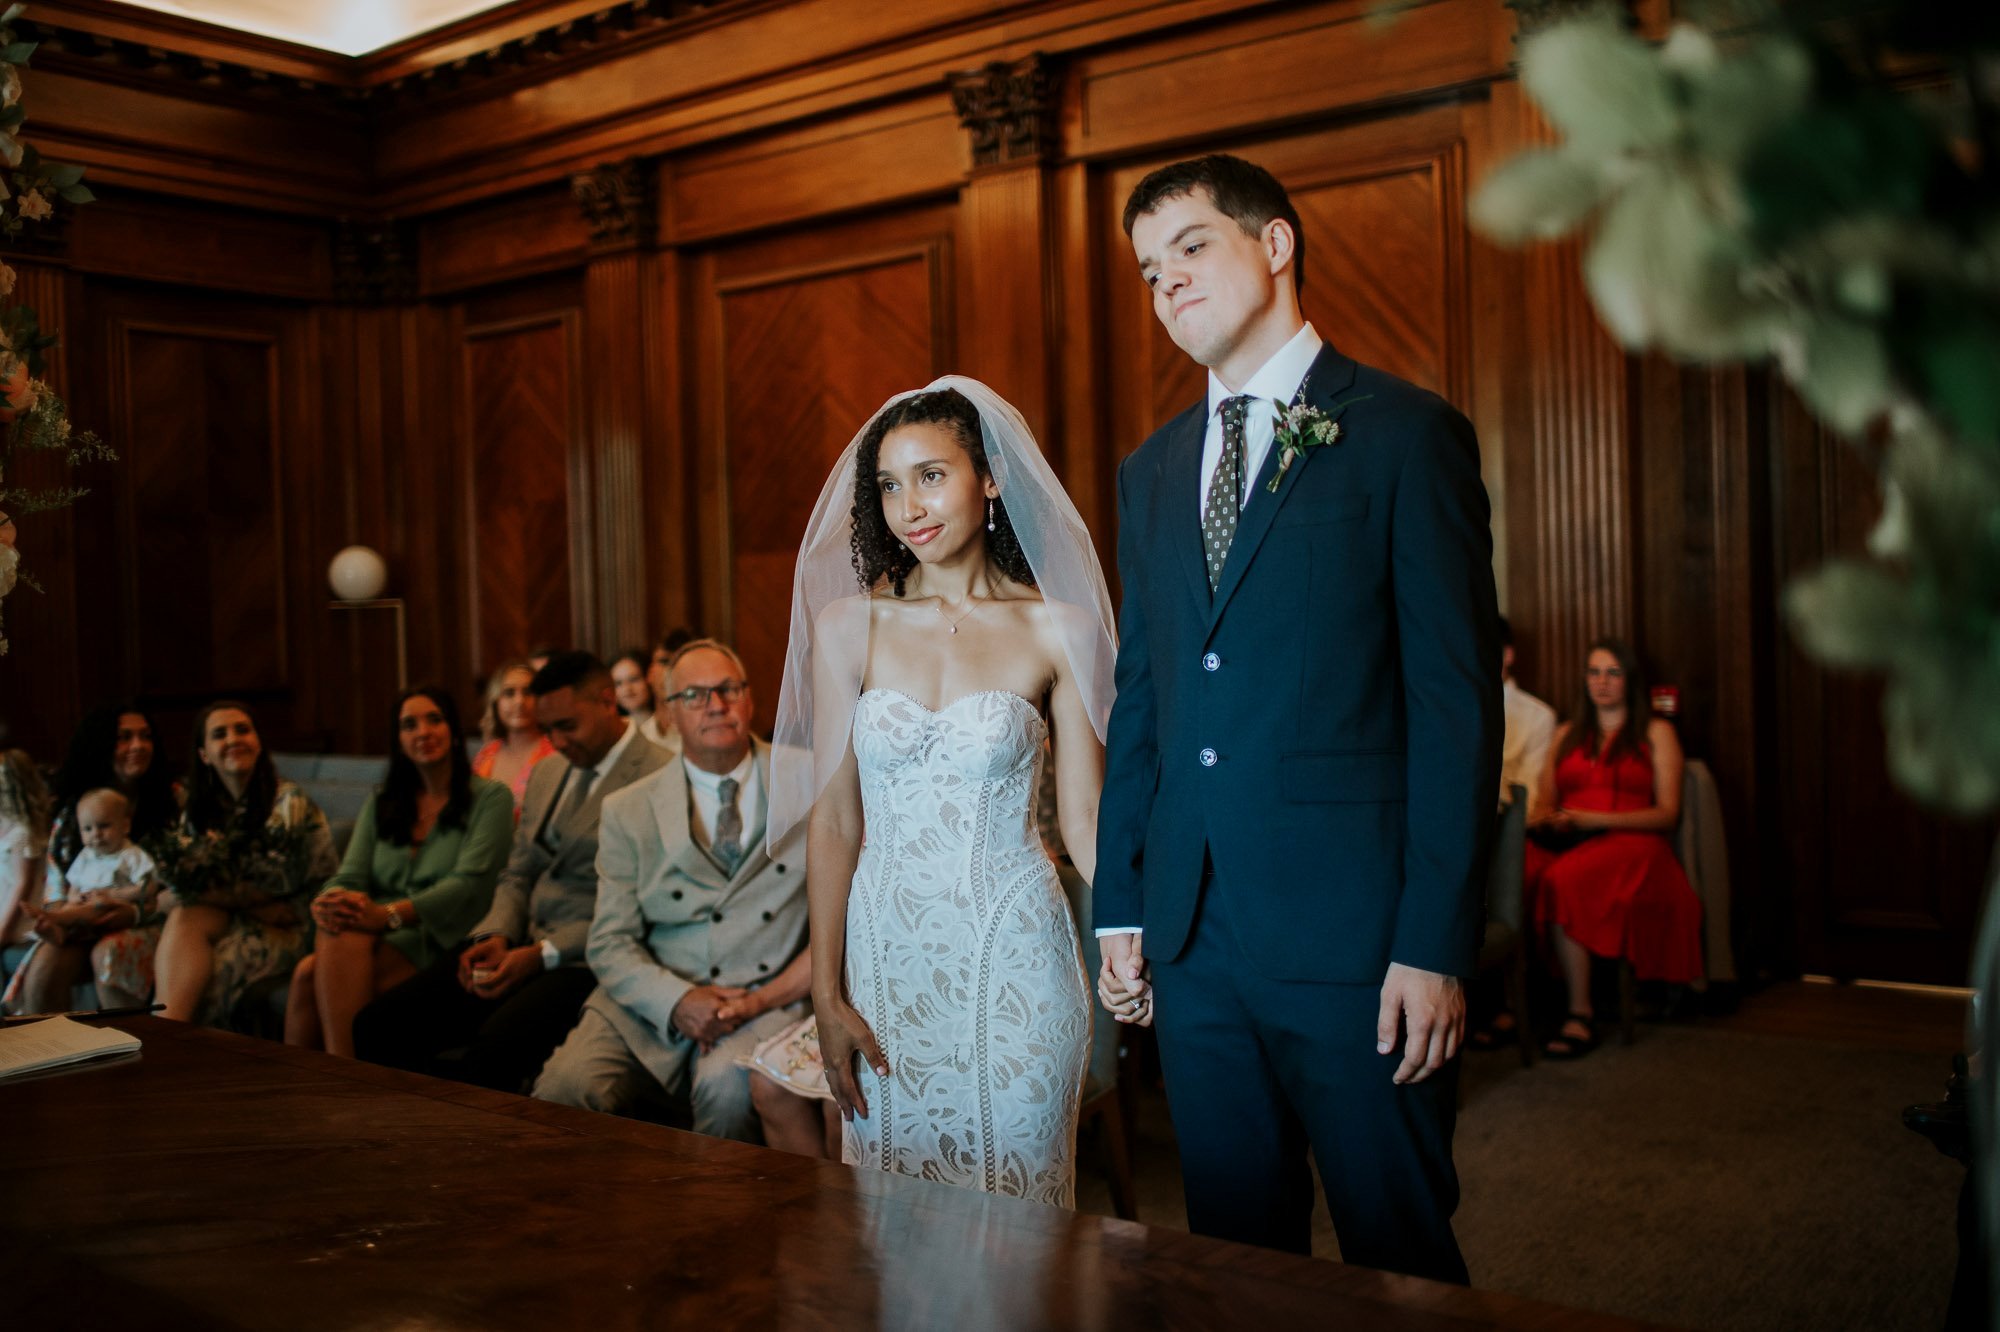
[1542,1013,1600,1060]
[1468,1009,1519,1051]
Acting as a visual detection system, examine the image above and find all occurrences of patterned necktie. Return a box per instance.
[712,776,744,875]
[1203,395,1252,591]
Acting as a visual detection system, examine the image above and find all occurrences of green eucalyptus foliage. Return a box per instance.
[1471,2,2000,816]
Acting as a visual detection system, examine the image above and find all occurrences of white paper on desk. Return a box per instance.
[0,1015,142,1080]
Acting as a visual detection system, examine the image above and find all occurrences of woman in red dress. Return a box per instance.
[1526,637,1702,1058]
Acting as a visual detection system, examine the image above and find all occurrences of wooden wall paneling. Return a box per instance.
[583,248,657,653]
[647,237,696,644]
[0,262,84,759]
[690,203,957,715]
[64,194,335,300]
[1069,0,1498,163]
[666,100,965,247]
[1055,159,1111,558]
[394,301,474,706]
[458,304,587,676]
[420,187,594,298]
[957,164,1060,452]
[29,67,370,214]
[1767,385,1991,985]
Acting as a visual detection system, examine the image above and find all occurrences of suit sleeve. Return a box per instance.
[407,781,515,952]
[469,773,547,944]
[1389,407,1502,977]
[587,794,694,1035]
[1092,455,1162,932]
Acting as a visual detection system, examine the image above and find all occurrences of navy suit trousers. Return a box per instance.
[1149,865,1468,1284]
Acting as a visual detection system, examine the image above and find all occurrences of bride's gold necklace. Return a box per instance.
[935,596,984,635]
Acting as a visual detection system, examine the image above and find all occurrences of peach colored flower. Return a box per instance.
[0,359,34,422]
[17,189,51,221]
[0,261,14,299]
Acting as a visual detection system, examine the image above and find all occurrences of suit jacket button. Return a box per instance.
[763,910,774,921]
[776,864,788,873]
[1202,652,1220,672]
[1198,747,1218,767]
[758,962,769,972]
[671,890,683,899]
[711,966,721,978]
[712,912,723,923]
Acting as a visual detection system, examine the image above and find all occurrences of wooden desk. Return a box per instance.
[2,1018,1659,1330]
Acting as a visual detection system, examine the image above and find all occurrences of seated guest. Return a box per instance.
[610,647,656,720]
[46,702,178,871]
[285,686,514,1057]
[4,788,158,1014]
[0,749,54,988]
[353,652,670,1091]
[638,629,694,753]
[154,701,339,1028]
[535,639,810,1141]
[1500,617,1557,818]
[1526,637,1703,1058]
[472,659,557,813]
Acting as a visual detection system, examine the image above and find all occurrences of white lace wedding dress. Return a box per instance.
[840,687,1090,1205]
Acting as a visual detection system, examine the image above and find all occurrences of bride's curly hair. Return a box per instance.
[849,388,1034,596]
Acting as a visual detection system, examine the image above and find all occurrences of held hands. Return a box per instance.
[1096,932,1153,1026]
[1376,962,1464,1085]
[311,889,381,935]
[816,995,890,1123]
[671,985,750,1053]
[457,935,542,999]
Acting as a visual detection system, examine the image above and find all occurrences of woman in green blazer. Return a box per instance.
[285,685,514,1057]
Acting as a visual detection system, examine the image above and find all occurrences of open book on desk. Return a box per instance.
[0,1015,142,1082]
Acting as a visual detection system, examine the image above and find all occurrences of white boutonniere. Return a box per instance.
[1266,394,1371,492]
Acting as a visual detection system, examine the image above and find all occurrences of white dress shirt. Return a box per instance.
[1502,678,1558,819]
[1098,323,1325,942]
[638,712,684,754]
[684,748,763,859]
[1196,321,1325,518]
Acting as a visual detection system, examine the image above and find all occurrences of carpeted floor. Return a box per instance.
[1075,993,1965,1331]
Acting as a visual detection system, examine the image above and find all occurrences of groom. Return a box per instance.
[1094,155,1500,1282]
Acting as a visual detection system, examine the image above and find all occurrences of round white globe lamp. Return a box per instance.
[327,545,389,603]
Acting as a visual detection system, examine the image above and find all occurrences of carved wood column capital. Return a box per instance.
[571,159,656,253]
[948,54,1058,173]
[331,218,417,303]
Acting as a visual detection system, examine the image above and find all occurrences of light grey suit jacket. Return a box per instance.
[469,729,671,965]
[586,737,810,1083]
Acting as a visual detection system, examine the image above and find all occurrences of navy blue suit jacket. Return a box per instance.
[1093,344,1502,983]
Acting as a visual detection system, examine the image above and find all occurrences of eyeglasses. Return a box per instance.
[668,680,749,709]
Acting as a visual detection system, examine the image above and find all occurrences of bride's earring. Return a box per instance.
[986,497,996,532]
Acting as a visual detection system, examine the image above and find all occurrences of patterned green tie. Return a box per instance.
[712,776,744,875]
[1203,395,1252,591]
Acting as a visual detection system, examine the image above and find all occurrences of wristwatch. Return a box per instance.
[384,904,404,932]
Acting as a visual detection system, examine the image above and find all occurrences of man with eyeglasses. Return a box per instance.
[354,650,672,1091]
[534,639,813,1141]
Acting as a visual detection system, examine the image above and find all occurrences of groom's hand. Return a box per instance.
[1098,932,1153,1025]
[1377,962,1464,1085]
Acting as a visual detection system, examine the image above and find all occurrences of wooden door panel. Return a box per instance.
[462,313,581,676]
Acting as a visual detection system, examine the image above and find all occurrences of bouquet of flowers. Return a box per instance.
[0,3,108,656]
[144,820,314,914]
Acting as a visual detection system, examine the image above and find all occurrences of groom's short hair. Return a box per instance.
[1121,154,1305,293]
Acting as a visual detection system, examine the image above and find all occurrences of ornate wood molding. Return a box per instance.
[948,54,1057,171]
[21,1,757,114]
[570,160,654,252]
[1503,0,1639,41]
[331,218,418,303]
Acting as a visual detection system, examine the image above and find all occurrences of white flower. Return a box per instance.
[0,66,19,109]
[0,531,16,600]
[0,261,14,300]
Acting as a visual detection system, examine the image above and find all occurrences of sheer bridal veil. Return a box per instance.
[767,375,1117,849]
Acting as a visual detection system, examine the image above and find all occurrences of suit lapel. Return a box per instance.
[1205,345,1360,634]
[1163,405,1212,615]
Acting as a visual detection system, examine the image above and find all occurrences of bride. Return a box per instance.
[764,377,1116,1206]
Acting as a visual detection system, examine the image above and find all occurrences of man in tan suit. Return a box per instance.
[355,650,670,1091]
[534,639,811,1141]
